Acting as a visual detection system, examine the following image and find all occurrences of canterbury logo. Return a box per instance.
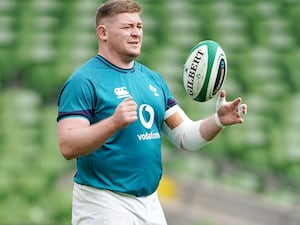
[114,87,131,99]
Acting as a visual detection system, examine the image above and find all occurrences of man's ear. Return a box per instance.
[96,25,108,40]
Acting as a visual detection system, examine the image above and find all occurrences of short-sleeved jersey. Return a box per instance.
[57,55,177,197]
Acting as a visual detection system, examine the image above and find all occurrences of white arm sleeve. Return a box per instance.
[162,105,209,151]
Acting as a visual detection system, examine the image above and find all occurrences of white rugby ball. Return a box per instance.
[183,40,227,102]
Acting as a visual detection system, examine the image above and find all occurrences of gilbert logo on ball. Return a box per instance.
[183,40,227,102]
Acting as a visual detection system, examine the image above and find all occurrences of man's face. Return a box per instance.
[104,12,143,62]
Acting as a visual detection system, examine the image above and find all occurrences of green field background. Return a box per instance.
[1,0,300,224]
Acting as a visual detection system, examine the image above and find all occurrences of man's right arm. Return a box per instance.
[57,97,138,160]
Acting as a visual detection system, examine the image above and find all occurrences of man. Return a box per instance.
[57,0,247,224]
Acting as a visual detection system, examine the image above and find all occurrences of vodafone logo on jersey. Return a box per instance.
[137,104,160,141]
[113,86,160,141]
[139,104,154,129]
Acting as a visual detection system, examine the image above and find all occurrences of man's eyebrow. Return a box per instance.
[120,21,143,26]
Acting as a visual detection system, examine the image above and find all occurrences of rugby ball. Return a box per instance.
[183,40,227,102]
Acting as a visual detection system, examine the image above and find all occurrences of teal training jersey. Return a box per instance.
[57,55,177,197]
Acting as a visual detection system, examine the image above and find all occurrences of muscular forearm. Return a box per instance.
[58,97,138,160]
[199,114,222,141]
[58,116,120,160]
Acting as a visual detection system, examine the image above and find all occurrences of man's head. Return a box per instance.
[95,0,143,68]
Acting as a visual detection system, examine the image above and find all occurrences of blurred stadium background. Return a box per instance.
[1,0,300,224]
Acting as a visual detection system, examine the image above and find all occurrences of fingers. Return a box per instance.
[122,96,135,104]
[220,89,226,97]
[115,97,138,128]
[237,103,247,117]
[215,90,248,126]
[120,97,137,107]
[216,90,227,111]
[123,97,138,116]
[122,97,137,109]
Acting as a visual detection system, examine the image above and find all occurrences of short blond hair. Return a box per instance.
[96,0,142,26]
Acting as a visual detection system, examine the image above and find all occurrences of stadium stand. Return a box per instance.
[0,0,300,224]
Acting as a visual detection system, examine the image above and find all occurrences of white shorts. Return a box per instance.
[72,183,168,225]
